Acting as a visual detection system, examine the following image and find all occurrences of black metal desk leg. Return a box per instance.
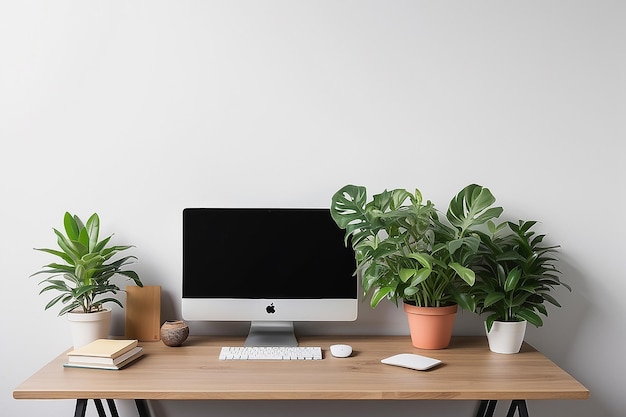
[106,399,120,417]
[506,400,529,417]
[74,398,142,417]
[477,399,530,417]
[135,399,151,417]
[74,399,88,417]
[93,399,107,417]
[476,400,498,417]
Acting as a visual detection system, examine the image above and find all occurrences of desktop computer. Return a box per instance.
[182,208,358,347]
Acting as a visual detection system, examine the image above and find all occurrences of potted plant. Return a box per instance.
[330,184,503,349]
[31,212,143,348]
[469,220,571,353]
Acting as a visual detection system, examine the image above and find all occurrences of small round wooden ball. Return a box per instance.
[160,320,189,347]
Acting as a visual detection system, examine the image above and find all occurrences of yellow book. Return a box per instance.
[68,339,138,359]
[68,346,143,365]
[63,349,144,370]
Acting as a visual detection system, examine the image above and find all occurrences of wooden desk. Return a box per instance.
[13,336,589,417]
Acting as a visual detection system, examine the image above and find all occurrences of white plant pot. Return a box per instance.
[67,308,112,349]
[485,320,527,354]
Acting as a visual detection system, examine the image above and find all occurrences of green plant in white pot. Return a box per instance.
[330,184,503,349]
[469,220,571,353]
[31,212,143,347]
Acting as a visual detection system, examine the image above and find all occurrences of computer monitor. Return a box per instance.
[182,208,358,346]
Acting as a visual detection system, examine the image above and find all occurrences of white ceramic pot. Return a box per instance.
[485,320,527,354]
[67,308,112,349]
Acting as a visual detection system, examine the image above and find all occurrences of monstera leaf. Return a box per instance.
[330,185,371,247]
[446,184,503,236]
[331,185,419,248]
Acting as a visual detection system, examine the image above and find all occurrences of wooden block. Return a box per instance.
[125,285,162,341]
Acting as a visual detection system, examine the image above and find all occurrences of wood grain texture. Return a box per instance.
[124,286,161,341]
[13,336,589,401]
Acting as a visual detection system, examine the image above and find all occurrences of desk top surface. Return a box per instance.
[13,335,589,401]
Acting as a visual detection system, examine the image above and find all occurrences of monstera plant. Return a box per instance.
[330,184,502,310]
[330,184,503,349]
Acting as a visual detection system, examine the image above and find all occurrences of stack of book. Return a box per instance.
[63,339,143,370]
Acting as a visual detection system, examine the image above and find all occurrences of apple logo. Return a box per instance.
[266,303,276,314]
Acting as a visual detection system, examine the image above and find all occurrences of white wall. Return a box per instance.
[1,1,624,416]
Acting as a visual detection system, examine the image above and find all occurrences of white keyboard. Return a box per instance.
[219,346,322,360]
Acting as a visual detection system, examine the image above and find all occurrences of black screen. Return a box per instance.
[183,208,356,299]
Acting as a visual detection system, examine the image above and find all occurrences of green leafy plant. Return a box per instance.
[31,212,143,315]
[470,220,571,331]
[330,184,503,310]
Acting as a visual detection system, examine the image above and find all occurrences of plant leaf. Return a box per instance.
[516,308,543,327]
[370,287,393,308]
[409,268,431,287]
[63,212,80,241]
[85,213,100,252]
[399,269,415,283]
[504,267,522,292]
[450,262,475,286]
[484,292,505,308]
[446,184,503,236]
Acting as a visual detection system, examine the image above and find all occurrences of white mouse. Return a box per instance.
[329,344,352,358]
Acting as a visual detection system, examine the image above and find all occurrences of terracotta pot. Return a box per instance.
[67,308,112,349]
[403,303,458,349]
